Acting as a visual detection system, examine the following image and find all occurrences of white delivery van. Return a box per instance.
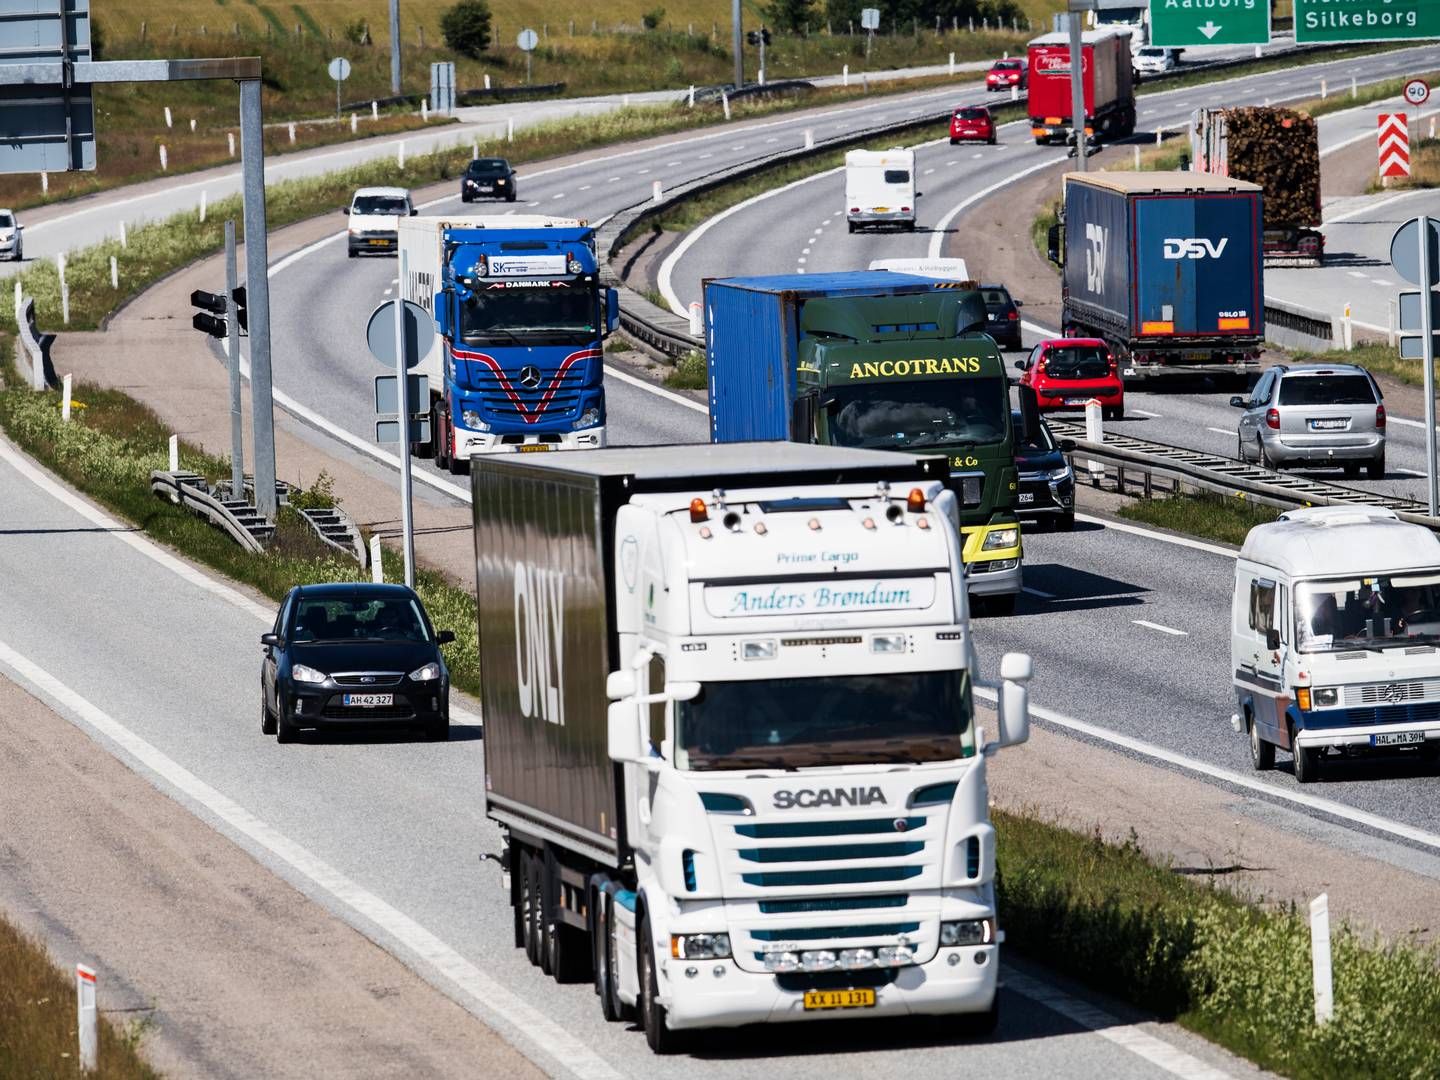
[868,257,970,281]
[1231,506,1440,783]
[846,149,917,233]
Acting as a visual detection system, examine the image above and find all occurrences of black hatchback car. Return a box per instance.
[461,157,517,203]
[980,283,1024,350]
[1012,409,1076,531]
[261,583,455,743]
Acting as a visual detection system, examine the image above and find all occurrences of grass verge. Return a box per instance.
[0,912,160,1078]
[1117,492,1278,547]
[996,808,1440,1079]
[664,350,707,389]
[1285,343,1429,390]
[1370,136,1440,192]
[0,347,482,696]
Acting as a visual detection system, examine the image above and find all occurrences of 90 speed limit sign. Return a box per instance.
[1405,79,1430,107]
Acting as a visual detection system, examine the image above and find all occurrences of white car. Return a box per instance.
[0,209,23,262]
[1133,47,1177,75]
[344,186,414,257]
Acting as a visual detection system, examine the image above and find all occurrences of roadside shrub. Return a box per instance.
[342,17,371,45]
[641,7,666,30]
[440,0,492,58]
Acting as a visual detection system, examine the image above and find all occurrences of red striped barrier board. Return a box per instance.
[1379,113,1410,178]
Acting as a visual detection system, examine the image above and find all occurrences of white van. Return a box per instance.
[1231,506,1440,783]
[846,149,917,233]
[868,256,970,281]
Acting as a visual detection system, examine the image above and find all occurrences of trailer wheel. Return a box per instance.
[512,852,526,949]
[544,853,591,984]
[523,853,543,966]
[639,915,687,1054]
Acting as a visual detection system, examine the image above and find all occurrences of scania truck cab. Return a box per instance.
[1232,506,1440,783]
[472,444,1035,1053]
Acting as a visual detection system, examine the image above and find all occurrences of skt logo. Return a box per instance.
[1163,237,1229,260]
[1084,223,1108,294]
[514,562,565,726]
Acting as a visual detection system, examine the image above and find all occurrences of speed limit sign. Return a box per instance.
[1404,78,1430,107]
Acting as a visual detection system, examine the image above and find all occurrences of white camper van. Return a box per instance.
[846,149,917,233]
[1231,506,1440,783]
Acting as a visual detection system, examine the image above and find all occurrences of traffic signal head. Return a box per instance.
[232,285,247,332]
[761,27,771,44]
[190,288,225,315]
[192,312,226,338]
[746,29,758,45]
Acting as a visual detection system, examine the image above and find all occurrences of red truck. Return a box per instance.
[1027,28,1136,147]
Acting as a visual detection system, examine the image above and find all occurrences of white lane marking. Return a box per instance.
[971,683,1440,855]
[1393,468,1428,477]
[1142,109,1157,116]
[578,184,592,191]
[1371,278,1395,286]
[666,160,682,167]
[604,363,707,413]
[1129,408,1162,418]
[526,201,540,207]
[1347,271,1368,279]
[801,247,811,255]
[813,227,824,235]
[927,154,1061,260]
[1206,426,1233,436]
[1133,619,1189,637]
[699,152,714,158]
[731,144,745,150]
[822,218,832,225]
[1004,972,1234,1080]
[1,428,486,734]
[383,286,394,295]
[607,176,621,182]
[1022,586,1055,599]
[637,168,650,174]
[923,167,935,175]
[766,137,778,143]
[1076,513,1237,559]
[1387,416,1425,429]
[0,640,617,1080]
[552,193,566,200]
[971,152,983,159]
[797,256,807,264]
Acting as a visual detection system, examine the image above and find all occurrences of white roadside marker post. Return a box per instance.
[169,433,179,472]
[41,171,48,194]
[110,256,118,290]
[688,84,695,107]
[76,964,98,1072]
[398,140,406,168]
[189,117,196,132]
[507,117,514,141]
[228,131,235,157]
[948,52,954,76]
[1011,84,1018,102]
[119,220,127,248]
[483,73,490,90]
[62,373,73,421]
[652,179,663,202]
[370,534,383,583]
[57,253,69,325]
[1134,145,1140,168]
[371,100,379,120]
[689,301,703,335]
[164,105,172,127]
[722,91,731,120]
[200,189,207,222]
[843,63,849,87]
[288,121,296,143]
[1085,398,1104,482]
[350,112,358,134]
[1311,894,1334,1024]
[159,144,168,170]
[1343,302,1353,350]
[804,128,814,149]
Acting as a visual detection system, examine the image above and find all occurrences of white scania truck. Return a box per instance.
[471,442,1034,1053]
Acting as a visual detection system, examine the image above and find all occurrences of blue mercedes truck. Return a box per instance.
[399,215,619,472]
[1046,172,1264,380]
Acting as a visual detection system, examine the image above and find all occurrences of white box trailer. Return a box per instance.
[845,149,917,233]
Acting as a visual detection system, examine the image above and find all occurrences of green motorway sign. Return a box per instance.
[1294,0,1440,43]
[1150,0,1271,48]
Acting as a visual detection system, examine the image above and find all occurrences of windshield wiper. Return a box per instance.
[465,326,526,347]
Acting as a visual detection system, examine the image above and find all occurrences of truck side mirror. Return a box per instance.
[1046,223,1063,266]
[989,652,1032,752]
[1266,629,1281,651]
[606,288,620,334]
[606,669,636,700]
[607,701,644,763]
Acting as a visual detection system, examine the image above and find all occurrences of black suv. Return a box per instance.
[461,158,517,203]
[980,283,1023,350]
[1012,409,1075,531]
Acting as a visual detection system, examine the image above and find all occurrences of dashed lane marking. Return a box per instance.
[1133,619,1188,637]
[1206,427,1232,436]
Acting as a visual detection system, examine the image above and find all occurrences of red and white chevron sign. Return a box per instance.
[1378,113,1410,178]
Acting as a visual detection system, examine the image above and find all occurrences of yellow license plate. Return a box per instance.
[516,443,552,453]
[368,239,391,246]
[873,207,890,213]
[803,989,876,1011]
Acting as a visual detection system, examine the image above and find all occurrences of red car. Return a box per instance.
[950,106,996,145]
[985,58,1026,92]
[1015,338,1125,420]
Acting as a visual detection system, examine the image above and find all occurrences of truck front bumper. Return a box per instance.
[1294,719,1440,752]
[455,426,606,458]
[660,946,999,1030]
[961,524,1022,597]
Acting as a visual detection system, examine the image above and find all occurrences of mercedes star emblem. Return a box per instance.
[518,365,542,389]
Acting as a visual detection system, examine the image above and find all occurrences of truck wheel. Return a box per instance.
[523,854,543,966]
[639,916,687,1054]
[512,852,526,949]
[979,594,1016,617]
[1248,713,1274,771]
[1293,743,1321,784]
[448,452,471,476]
[544,854,590,984]
[432,405,448,469]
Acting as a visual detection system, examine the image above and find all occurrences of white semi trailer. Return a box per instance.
[471,443,1034,1053]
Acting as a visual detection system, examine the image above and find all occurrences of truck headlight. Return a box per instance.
[1312,687,1338,708]
[460,409,490,432]
[940,919,994,946]
[291,663,327,684]
[982,527,1019,551]
[572,407,601,430]
[671,933,731,960]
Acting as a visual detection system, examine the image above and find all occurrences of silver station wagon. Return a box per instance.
[1231,363,1386,479]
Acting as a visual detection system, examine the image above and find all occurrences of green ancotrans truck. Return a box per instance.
[703,272,1022,612]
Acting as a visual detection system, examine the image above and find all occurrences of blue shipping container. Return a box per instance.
[1062,174,1263,341]
[703,272,945,443]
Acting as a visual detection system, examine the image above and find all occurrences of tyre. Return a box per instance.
[544,854,591,983]
[639,917,686,1054]
[848,221,857,234]
[461,192,471,203]
[432,405,448,469]
[904,220,916,232]
[522,853,544,966]
[507,192,517,203]
[1237,432,1246,463]
[12,243,20,262]
[1343,462,1361,479]
[1293,742,1321,784]
[1258,437,1278,472]
[1248,714,1274,771]
[949,138,959,146]
[988,134,997,145]
[597,892,637,1022]
[260,694,276,735]
[512,852,526,949]
[347,248,357,259]
[448,450,471,476]
[1367,455,1385,480]
[1056,513,1076,532]
[276,696,298,743]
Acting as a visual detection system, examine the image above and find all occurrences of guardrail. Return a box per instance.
[151,470,271,553]
[15,293,48,390]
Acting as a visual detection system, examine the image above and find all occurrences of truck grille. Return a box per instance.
[1341,702,1440,727]
[1343,679,1440,707]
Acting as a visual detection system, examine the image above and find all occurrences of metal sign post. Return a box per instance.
[861,8,879,59]
[239,77,279,521]
[328,56,351,118]
[517,29,538,85]
[1067,5,1089,170]
[1391,215,1440,516]
[732,0,744,89]
[224,220,244,495]
[389,0,401,95]
[394,262,414,586]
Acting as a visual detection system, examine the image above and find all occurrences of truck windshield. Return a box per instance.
[676,669,972,771]
[825,377,1008,449]
[461,286,597,346]
[1295,573,1440,653]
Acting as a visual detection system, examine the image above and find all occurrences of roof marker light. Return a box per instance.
[808,518,822,531]
[698,526,713,540]
[754,521,768,536]
[917,518,932,531]
[690,498,708,523]
[906,488,927,513]
[862,517,877,530]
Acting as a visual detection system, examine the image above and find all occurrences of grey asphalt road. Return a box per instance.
[0,441,1261,1080]
[662,45,1440,504]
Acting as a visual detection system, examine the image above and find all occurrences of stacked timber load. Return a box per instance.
[1192,106,1321,229]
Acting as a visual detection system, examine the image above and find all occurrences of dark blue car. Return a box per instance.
[1012,409,1075,531]
[260,583,455,743]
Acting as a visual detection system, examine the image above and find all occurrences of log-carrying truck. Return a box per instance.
[703,272,1023,614]
[398,215,619,472]
[472,443,1034,1053]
